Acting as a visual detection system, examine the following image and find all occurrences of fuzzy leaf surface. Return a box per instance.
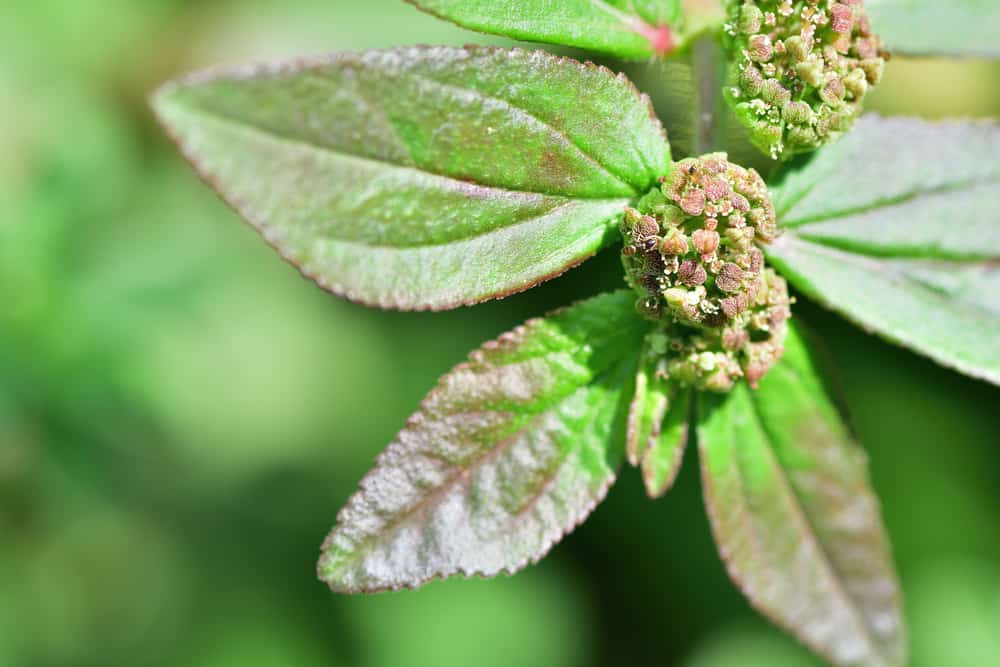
[625,342,672,466]
[866,0,1000,57]
[318,290,646,592]
[641,387,689,498]
[408,0,685,59]
[698,323,905,667]
[769,115,1000,386]
[153,46,670,310]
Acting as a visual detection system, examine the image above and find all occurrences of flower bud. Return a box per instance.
[692,228,721,255]
[620,152,783,360]
[844,68,868,98]
[738,65,765,97]
[737,3,764,34]
[747,34,773,63]
[761,79,791,107]
[784,35,811,61]
[782,100,812,124]
[642,266,791,392]
[820,77,847,105]
[725,0,886,159]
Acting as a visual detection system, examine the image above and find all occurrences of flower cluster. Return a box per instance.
[621,153,792,390]
[725,0,886,159]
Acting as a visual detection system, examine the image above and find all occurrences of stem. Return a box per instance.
[692,35,727,155]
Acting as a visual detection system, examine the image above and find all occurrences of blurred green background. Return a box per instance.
[2,2,999,666]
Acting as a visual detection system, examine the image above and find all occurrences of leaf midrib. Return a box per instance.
[406,71,643,194]
[171,76,649,201]
[741,385,893,666]
[329,314,646,579]
[779,175,1000,229]
[775,234,1000,320]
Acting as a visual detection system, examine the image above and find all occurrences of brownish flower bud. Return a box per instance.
[660,230,690,256]
[692,229,721,255]
[680,188,706,216]
[678,260,708,286]
[748,34,774,62]
[716,263,745,293]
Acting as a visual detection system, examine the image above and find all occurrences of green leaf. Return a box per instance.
[769,115,1000,386]
[641,387,689,498]
[625,341,672,466]
[408,0,678,59]
[318,290,646,592]
[698,322,905,667]
[866,0,1000,58]
[153,46,670,310]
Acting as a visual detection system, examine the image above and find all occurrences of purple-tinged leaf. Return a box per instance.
[318,290,646,592]
[641,387,689,498]
[153,46,670,310]
[770,115,1000,386]
[698,322,905,667]
[625,343,671,466]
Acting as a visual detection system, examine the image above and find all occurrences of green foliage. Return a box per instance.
[698,323,903,666]
[865,0,1000,57]
[7,1,1000,667]
[408,0,692,59]
[769,115,1000,385]
[153,46,669,309]
[318,291,645,591]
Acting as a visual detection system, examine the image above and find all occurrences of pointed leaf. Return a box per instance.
[625,342,672,466]
[318,290,647,592]
[641,387,690,498]
[408,0,697,59]
[698,323,905,667]
[154,46,670,310]
[866,0,1000,58]
[769,115,1000,386]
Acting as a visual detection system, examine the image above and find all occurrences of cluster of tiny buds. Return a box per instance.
[620,153,792,392]
[725,0,886,159]
[643,268,791,391]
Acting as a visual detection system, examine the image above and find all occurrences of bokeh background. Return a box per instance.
[2,1,999,666]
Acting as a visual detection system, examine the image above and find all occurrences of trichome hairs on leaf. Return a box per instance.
[621,153,792,391]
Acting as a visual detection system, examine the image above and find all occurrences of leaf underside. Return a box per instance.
[769,114,1000,386]
[625,340,690,498]
[865,0,1000,58]
[698,322,905,667]
[153,46,670,311]
[641,387,690,498]
[318,290,647,593]
[408,0,683,59]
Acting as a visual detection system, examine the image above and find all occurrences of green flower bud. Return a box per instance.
[786,124,818,147]
[796,59,825,88]
[761,79,791,106]
[782,100,812,124]
[724,0,887,159]
[738,65,766,97]
[638,266,792,392]
[844,68,869,99]
[737,3,764,35]
[860,58,885,85]
[784,35,811,61]
[820,77,847,105]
